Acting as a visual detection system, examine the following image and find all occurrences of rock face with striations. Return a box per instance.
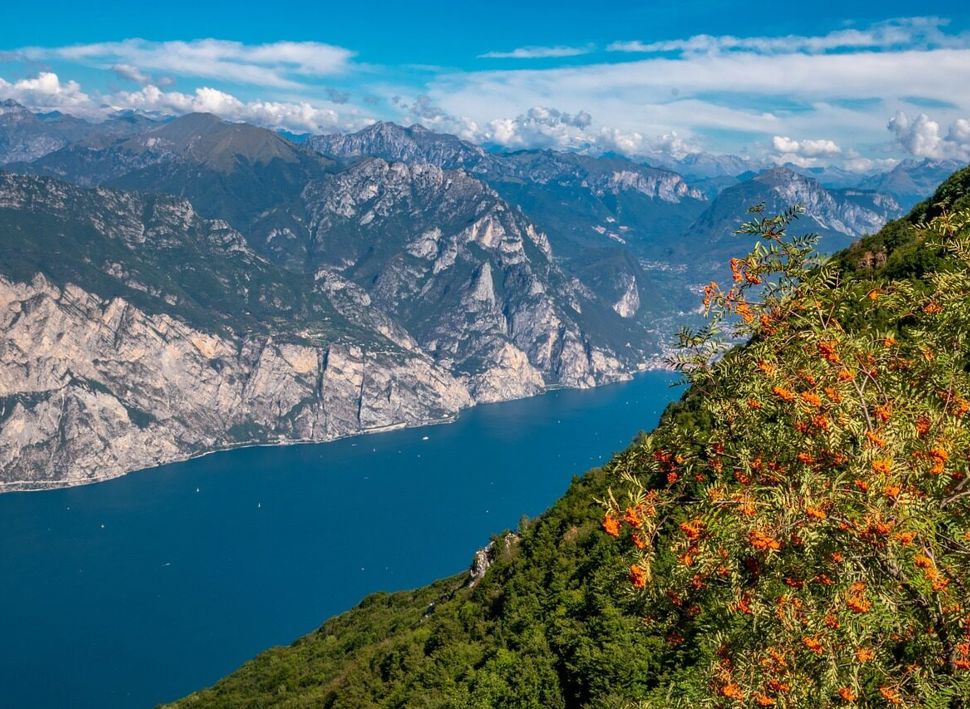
[0,166,636,490]
[0,273,471,490]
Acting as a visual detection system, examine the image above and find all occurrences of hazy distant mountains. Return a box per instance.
[0,103,936,488]
[0,99,155,164]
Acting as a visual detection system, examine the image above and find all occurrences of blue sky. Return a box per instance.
[2,1,970,168]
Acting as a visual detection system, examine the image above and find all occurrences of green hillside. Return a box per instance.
[170,165,970,708]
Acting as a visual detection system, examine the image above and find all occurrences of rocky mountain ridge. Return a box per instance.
[0,170,639,489]
[0,109,920,490]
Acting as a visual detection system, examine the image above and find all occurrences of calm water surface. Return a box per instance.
[0,371,679,708]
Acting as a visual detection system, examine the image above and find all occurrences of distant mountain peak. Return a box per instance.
[132,112,300,170]
[309,121,488,171]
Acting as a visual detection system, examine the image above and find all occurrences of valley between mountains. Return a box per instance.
[0,103,938,489]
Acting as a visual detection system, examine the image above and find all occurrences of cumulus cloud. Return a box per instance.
[608,17,956,55]
[771,135,842,166]
[888,111,970,160]
[17,39,355,89]
[0,72,93,114]
[842,152,899,173]
[479,45,592,59]
[111,84,353,133]
[0,71,369,134]
[484,106,595,149]
[389,95,700,161]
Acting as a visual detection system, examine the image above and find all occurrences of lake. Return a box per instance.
[0,371,680,708]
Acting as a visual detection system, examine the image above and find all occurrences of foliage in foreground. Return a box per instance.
[608,201,970,705]
[171,166,970,708]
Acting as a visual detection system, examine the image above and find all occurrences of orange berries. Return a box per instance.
[754,693,776,706]
[928,446,948,475]
[773,385,796,402]
[916,416,932,437]
[721,683,744,700]
[797,452,815,465]
[801,636,824,655]
[623,506,642,527]
[747,398,763,410]
[837,368,854,381]
[923,301,942,315]
[954,397,970,418]
[866,430,887,448]
[883,484,902,499]
[812,415,830,431]
[757,360,777,376]
[883,335,897,348]
[818,340,841,364]
[824,386,842,402]
[874,404,892,422]
[800,391,823,407]
[749,530,781,551]
[767,679,790,694]
[736,302,754,324]
[879,686,903,705]
[702,281,719,309]
[846,595,872,614]
[855,647,875,663]
[730,257,744,283]
[734,594,753,615]
[679,518,704,540]
[838,687,857,702]
[806,505,827,521]
[629,564,647,589]
[871,458,893,474]
[893,531,916,545]
[602,515,621,538]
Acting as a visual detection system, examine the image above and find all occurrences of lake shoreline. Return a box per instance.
[1,364,676,494]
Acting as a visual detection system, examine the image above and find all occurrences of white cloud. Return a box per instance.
[608,17,956,55]
[17,39,355,89]
[484,106,594,148]
[479,45,592,59]
[111,63,150,84]
[0,71,369,134]
[771,135,842,166]
[423,41,970,165]
[888,111,970,160]
[111,84,351,133]
[0,72,92,113]
[842,152,899,173]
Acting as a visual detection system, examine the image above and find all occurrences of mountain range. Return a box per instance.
[0,103,923,488]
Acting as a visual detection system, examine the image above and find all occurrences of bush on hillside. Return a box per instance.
[607,205,970,705]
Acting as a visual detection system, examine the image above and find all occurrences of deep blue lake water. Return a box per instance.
[0,371,680,708]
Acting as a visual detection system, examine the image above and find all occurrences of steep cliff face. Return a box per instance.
[0,170,639,489]
[309,121,491,172]
[295,159,636,392]
[0,273,472,490]
[682,167,904,272]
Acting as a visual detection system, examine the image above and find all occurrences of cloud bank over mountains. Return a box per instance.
[2,17,970,168]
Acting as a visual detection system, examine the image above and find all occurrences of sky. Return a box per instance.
[2,0,970,170]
